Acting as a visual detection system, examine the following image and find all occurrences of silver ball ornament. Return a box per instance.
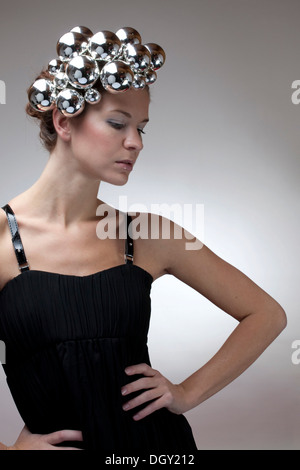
[145,69,157,85]
[48,59,64,75]
[88,31,121,61]
[132,74,146,90]
[144,43,166,70]
[28,26,165,118]
[56,31,87,61]
[84,88,102,104]
[124,44,151,73]
[56,88,85,116]
[115,27,142,45]
[53,72,68,90]
[100,60,134,92]
[66,55,99,89]
[70,26,93,39]
[28,79,55,112]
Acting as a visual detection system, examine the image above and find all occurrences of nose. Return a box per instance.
[123,128,144,153]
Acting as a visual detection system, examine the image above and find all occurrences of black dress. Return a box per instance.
[0,204,197,452]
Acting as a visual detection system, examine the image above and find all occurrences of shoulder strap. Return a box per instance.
[1,204,30,272]
[1,206,132,270]
[125,213,133,264]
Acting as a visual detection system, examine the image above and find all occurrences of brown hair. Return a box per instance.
[26,69,57,152]
[25,68,108,153]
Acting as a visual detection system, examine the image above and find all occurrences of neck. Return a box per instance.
[14,145,102,228]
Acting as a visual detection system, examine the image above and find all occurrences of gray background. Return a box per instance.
[0,0,299,450]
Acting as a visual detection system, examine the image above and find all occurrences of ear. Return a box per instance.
[52,108,72,142]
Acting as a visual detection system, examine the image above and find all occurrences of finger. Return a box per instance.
[122,377,158,396]
[46,430,83,446]
[123,388,162,411]
[125,363,157,376]
[53,446,84,450]
[132,395,167,421]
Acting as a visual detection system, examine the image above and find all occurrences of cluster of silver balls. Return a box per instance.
[28,26,166,117]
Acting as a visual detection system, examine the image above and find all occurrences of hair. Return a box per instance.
[26,69,56,153]
[25,68,108,153]
[26,69,150,153]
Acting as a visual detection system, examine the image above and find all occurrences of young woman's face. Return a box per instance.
[67,88,150,184]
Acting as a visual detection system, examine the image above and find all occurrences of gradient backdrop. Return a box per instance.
[0,0,299,450]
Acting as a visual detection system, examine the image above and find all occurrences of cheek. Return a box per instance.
[73,123,116,155]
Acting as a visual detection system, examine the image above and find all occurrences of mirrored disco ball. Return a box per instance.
[28,79,54,111]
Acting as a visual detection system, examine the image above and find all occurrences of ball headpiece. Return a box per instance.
[28,26,166,117]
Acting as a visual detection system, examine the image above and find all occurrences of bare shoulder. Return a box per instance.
[128,211,199,280]
[129,211,285,323]
[0,208,8,242]
[0,207,12,287]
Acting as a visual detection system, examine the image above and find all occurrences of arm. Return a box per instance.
[163,223,286,410]
[121,216,287,418]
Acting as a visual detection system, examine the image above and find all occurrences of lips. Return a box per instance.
[115,160,134,171]
[116,160,134,165]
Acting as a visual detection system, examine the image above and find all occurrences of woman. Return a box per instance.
[0,26,286,451]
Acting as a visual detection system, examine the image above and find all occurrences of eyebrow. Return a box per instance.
[112,109,149,123]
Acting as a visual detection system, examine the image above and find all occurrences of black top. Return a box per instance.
[0,204,197,451]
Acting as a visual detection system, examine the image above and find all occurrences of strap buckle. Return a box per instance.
[124,253,133,264]
[19,262,30,272]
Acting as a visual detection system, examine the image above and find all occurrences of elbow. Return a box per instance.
[253,301,287,338]
[279,307,287,331]
[272,304,287,336]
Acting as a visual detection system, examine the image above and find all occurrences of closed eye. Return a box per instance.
[108,120,146,137]
[107,121,125,130]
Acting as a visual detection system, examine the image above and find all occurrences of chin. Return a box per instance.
[102,175,130,186]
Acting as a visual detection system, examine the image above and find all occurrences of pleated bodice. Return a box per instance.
[0,205,197,451]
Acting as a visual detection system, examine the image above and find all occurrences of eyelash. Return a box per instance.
[108,121,146,136]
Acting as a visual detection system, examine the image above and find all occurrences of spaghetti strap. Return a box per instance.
[1,204,30,273]
[125,212,133,264]
[0,205,133,272]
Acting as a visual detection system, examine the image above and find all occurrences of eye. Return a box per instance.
[138,128,146,136]
[107,120,125,130]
